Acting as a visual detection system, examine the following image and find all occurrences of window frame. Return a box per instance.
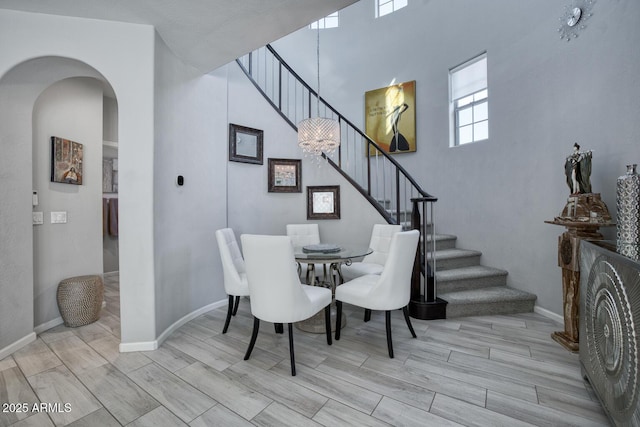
[375,0,408,18]
[310,11,339,29]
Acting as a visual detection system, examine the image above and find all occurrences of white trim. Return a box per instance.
[534,305,563,324]
[119,299,227,353]
[34,317,63,334]
[0,332,36,360]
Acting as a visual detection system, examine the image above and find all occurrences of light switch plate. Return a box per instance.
[51,211,67,224]
[32,211,43,225]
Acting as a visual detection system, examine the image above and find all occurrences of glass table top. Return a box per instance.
[293,245,372,262]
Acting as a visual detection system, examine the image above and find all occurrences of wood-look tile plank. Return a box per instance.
[251,402,323,427]
[95,311,121,338]
[315,358,435,410]
[127,363,215,423]
[313,399,391,427]
[141,346,197,373]
[404,353,538,403]
[448,350,592,399]
[536,386,609,424]
[163,331,235,371]
[65,407,121,427]
[372,396,463,427]
[127,406,188,427]
[27,365,102,426]
[78,364,159,425]
[362,355,487,407]
[430,393,536,427]
[47,335,108,376]
[38,325,76,344]
[87,334,153,373]
[489,348,583,382]
[270,359,383,414]
[203,332,284,371]
[175,361,271,420]
[5,412,54,427]
[190,404,254,427]
[486,389,609,427]
[0,367,40,426]
[71,322,113,344]
[224,362,328,418]
[177,322,220,342]
[12,339,62,378]
[0,357,16,372]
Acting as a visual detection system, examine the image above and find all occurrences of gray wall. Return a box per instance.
[272,0,640,315]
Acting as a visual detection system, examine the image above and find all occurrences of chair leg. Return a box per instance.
[364,309,372,322]
[223,295,234,334]
[244,317,260,360]
[274,323,284,334]
[403,305,417,338]
[386,310,394,358]
[232,296,240,316]
[324,304,332,345]
[288,323,296,376]
[335,301,343,340]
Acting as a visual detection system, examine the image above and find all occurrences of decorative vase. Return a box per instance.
[616,164,640,260]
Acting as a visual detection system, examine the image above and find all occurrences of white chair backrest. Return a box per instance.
[241,234,313,322]
[363,224,403,265]
[368,230,420,309]
[286,224,320,247]
[215,228,245,294]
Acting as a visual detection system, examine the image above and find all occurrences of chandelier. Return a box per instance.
[297,25,340,160]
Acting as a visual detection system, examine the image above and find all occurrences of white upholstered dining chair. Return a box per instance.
[340,223,402,282]
[215,228,250,334]
[334,229,419,358]
[240,234,332,376]
[286,223,321,283]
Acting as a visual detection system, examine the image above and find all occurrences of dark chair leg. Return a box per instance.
[288,323,296,376]
[403,305,417,338]
[324,304,332,345]
[364,309,372,322]
[223,295,234,334]
[232,295,240,316]
[386,310,394,358]
[274,323,284,334]
[244,317,260,360]
[335,301,343,340]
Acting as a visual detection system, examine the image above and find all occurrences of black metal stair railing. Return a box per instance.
[236,44,445,319]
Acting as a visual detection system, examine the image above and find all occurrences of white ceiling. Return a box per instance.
[0,0,357,73]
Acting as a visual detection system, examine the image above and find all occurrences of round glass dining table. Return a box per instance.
[293,245,373,333]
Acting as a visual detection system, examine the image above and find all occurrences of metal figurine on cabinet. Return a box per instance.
[545,143,614,352]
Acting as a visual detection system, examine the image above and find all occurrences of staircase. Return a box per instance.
[237,45,536,318]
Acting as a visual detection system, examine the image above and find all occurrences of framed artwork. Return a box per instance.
[307,185,340,220]
[229,123,263,164]
[268,158,301,193]
[365,80,416,155]
[51,136,83,185]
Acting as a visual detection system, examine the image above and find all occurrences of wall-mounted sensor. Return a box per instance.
[177,175,184,186]
[32,191,38,206]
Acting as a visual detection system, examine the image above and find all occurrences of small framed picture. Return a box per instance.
[51,136,83,185]
[229,123,263,164]
[307,185,340,220]
[268,158,301,193]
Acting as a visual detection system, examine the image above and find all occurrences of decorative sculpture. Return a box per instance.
[564,143,592,194]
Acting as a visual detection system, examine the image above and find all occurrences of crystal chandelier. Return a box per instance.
[297,26,340,160]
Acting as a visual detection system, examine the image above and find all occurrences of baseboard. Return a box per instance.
[119,298,227,353]
[0,332,36,360]
[534,305,563,324]
[34,317,63,335]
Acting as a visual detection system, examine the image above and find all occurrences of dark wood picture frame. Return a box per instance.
[268,158,302,193]
[229,123,263,164]
[307,185,340,220]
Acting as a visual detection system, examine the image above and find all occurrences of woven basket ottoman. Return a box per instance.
[56,275,104,327]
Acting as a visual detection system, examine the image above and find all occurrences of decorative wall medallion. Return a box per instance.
[583,253,640,423]
[558,0,596,42]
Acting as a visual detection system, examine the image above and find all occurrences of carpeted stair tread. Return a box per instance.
[427,248,482,270]
[439,286,537,318]
[436,265,507,281]
[436,265,508,292]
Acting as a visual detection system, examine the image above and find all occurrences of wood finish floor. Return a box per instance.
[1,275,610,426]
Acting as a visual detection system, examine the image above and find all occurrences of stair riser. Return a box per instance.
[432,254,481,271]
[446,299,535,318]
[437,275,507,293]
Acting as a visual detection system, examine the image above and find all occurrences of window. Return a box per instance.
[376,0,408,18]
[310,12,339,29]
[449,53,488,146]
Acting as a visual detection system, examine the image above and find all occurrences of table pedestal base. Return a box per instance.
[295,302,345,333]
